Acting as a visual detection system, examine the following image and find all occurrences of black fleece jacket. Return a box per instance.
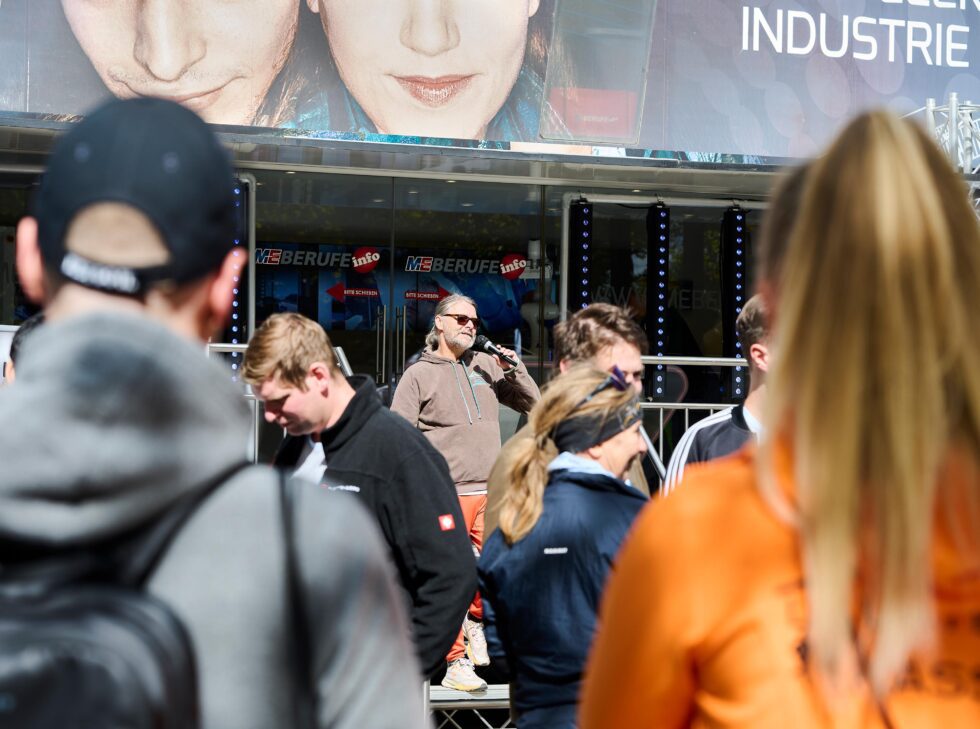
[274,375,476,678]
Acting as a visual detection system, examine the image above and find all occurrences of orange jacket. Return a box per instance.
[579,446,980,728]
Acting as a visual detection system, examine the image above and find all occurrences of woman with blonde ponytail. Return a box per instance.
[478,366,648,729]
[581,110,980,729]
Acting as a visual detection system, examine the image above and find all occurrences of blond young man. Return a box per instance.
[243,312,476,681]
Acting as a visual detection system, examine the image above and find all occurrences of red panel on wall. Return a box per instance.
[548,88,638,139]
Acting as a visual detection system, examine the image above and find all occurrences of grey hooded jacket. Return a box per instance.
[391,350,540,494]
[0,312,427,729]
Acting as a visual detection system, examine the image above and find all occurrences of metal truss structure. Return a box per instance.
[432,707,513,729]
[920,94,980,174]
[429,685,513,729]
[908,94,980,217]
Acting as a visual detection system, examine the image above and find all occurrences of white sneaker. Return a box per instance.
[463,616,490,666]
[441,658,487,692]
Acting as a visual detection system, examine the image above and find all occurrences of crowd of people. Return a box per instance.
[1,94,978,729]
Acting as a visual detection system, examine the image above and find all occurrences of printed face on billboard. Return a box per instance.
[306,0,541,139]
[60,0,299,125]
[4,2,980,159]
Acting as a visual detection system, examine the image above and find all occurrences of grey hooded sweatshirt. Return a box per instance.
[0,312,427,729]
[391,349,540,494]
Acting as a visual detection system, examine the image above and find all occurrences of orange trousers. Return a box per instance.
[446,493,485,662]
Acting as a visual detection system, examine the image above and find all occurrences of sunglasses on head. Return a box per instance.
[442,313,479,327]
[573,365,630,411]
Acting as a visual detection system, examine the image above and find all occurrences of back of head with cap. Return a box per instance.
[15,97,241,341]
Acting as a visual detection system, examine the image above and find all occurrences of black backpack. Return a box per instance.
[0,462,248,729]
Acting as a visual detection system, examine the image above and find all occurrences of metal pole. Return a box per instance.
[538,188,547,380]
[375,307,382,383]
[572,194,769,210]
[948,92,960,169]
[242,173,259,464]
[381,306,387,385]
[640,426,667,483]
[401,305,407,377]
[387,178,397,387]
[640,355,747,367]
[963,102,975,169]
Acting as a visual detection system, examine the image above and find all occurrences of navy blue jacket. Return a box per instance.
[478,466,647,729]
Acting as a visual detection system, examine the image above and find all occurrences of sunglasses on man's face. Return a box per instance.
[442,313,479,327]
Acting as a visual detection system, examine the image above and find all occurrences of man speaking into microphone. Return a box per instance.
[392,293,540,692]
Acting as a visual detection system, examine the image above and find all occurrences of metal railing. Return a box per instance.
[640,354,748,473]
[202,345,751,471]
[205,342,259,461]
[205,341,249,360]
[424,354,752,721]
[430,685,512,728]
[642,355,748,367]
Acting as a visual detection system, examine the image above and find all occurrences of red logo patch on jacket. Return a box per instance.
[438,514,456,531]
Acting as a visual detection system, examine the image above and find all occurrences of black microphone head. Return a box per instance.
[473,334,491,352]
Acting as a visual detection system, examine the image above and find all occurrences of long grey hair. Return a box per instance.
[425,294,478,350]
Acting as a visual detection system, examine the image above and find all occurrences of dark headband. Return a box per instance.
[552,397,642,453]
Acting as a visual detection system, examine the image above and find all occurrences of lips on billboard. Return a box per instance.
[394,76,473,107]
[548,88,639,140]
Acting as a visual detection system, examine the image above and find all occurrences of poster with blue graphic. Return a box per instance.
[254,243,551,337]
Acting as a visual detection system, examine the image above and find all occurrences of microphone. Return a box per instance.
[473,335,518,367]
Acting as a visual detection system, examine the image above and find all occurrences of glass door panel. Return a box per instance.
[391,178,548,388]
[252,170,394,381]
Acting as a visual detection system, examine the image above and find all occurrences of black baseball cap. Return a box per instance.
[33,97,238,296]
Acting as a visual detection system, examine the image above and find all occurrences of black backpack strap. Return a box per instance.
[280,472,314,729]
[118,461,252,587]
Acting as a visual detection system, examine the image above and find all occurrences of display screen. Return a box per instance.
[1,0,978,160]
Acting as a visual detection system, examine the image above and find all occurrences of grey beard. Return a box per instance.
[446,331,474,356]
